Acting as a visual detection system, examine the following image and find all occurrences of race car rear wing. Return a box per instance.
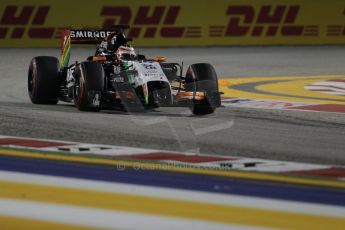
[60,29,118,68]
[60,25,131,68]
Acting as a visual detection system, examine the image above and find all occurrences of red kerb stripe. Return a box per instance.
[289,104,345,113]
[0,138,69,148]
[327,79,345,83]
[289,167,345,178]
[117,152,236,163]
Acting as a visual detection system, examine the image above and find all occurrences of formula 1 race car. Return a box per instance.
[28,25,221,115]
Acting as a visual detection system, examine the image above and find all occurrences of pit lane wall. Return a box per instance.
[0,0,344,47]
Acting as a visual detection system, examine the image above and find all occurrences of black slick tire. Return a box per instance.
[74,62,104,112]
[28,56,60,104]
[185,63,221,115]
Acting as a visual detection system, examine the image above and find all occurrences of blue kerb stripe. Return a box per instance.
[0,155,344,206]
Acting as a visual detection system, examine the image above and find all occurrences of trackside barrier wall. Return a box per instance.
[0,0,344,47]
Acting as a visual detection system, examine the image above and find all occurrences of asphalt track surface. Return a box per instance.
[0,46,345,165]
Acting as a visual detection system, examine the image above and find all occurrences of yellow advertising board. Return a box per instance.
[0,0,344,47]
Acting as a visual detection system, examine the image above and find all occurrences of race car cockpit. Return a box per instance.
[95,25,136,60]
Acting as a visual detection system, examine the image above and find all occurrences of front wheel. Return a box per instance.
[185,63,221,115]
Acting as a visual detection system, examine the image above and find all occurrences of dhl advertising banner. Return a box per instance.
[0,0,344,47]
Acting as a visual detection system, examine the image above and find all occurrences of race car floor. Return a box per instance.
[0,136,344,230]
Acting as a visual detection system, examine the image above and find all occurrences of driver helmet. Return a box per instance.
[115,45,136,59]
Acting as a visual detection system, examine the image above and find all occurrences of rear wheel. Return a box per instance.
[28,56,60,104]
[74,62,104,111]
[185,63,221,115]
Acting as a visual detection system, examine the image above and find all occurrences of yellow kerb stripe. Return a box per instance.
[1,181,345,230]
[219,75,345,104]
[0,215,97,230]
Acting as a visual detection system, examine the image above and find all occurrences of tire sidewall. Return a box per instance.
[28,56,60,104]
